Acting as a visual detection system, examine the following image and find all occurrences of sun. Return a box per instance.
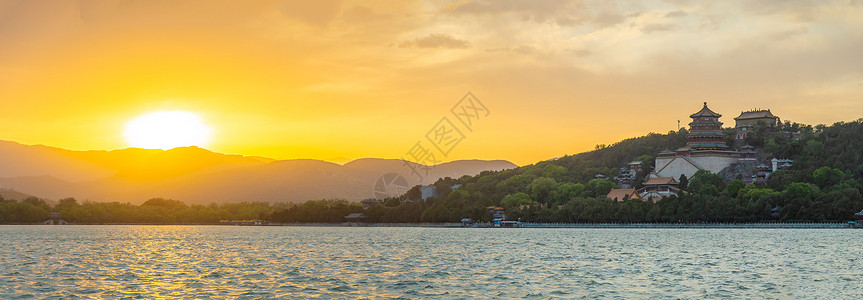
[123,111,213,150]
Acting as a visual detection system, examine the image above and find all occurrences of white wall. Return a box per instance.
[656,157,701,179]
[655,154,737,179]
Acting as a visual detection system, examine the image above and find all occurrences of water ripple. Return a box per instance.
[1,226,862,298]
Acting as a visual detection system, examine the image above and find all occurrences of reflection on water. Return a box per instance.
[1,226,861,299]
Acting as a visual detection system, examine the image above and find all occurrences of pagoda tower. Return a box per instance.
[686,102,728,150]
[653,102,740,181]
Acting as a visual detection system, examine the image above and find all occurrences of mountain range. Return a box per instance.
[0,140,516,204]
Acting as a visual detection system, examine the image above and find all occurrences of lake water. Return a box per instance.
[1,226,861,299]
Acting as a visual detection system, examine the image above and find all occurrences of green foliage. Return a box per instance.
[501,192,538,208]
[766,170,794,191]
[0,196,51,223]
[497,174,536,195]
[528,177,557,204]
[812,166,846,190]
[724,179,746,197]
[0,197,324,224]
[549,182,584,206]
[780,182,821,220]
[688,170,725,195]
[678,174,689,190]
[405,185,422,201]
[429,119,863,223]
[270,199,362,223]
[541,165,569,181]
[585,179,616,198]
[737,186,779,201]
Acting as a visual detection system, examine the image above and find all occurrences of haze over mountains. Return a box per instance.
[0,140,516,204]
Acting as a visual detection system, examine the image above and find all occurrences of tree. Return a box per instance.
[688,170,724,195]
[678,174,689,190]
[766,170,795,191]
[586,179,616,198]
[501,192,538,208]
[781,182,820,220]
[141,198,187,210]
[812,166,846,190]
[22,197,50,210]
[405,185,422,201]
[549,182,585,205]
[541,165,569,181]
[724,179,745,197]
[528,177,557,204]
[496,174,537,195]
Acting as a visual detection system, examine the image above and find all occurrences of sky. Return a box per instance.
[1,0,861,166]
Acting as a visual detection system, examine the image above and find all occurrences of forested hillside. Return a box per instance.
[2,120,861,224]
[365,119,863,223]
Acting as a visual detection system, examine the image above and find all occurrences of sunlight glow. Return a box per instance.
[124,111,212,150]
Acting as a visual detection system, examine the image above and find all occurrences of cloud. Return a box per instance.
[399,34,471,49]
[739,0,823,22]
[445,0,589,26]
[280,0,344,27]
[342,5,389,23]
[665,10,688,18]
[592,10,625,27]
[641,23,675,34]
[441,0,472,12]
[2,0,863,164]
[485,45,536,55]
[442,0,642,29]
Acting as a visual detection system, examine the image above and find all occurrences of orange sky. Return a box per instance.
[1,0,862,166]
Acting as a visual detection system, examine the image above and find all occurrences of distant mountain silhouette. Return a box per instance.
[0,140,516,204]
[0,188,40,201]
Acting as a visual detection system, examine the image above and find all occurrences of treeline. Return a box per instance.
[0,197,362,224]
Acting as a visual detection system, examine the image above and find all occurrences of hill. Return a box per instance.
[0,188,41,201]
[355,119,863,223]
[0,140,516,204]
[0,141,271,182]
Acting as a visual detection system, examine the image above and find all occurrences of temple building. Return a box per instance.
[734,109,779,128]
[734,109,780,140]
[739,144,757,162]
[654,102,740,180]
[637,177,681,200]
[607,188,643,201]
[613,161,643,188]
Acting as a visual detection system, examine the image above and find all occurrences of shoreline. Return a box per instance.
[4,222,855,229]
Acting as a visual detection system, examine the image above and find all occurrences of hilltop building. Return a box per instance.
[625,103,792,197]
[734,109,779,128]
[734,109,780,140]
[654,102,740,180]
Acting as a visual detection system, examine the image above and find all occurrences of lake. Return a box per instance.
[1,225,861,299]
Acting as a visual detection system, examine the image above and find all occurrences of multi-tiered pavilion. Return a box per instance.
[654,102,740,180]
